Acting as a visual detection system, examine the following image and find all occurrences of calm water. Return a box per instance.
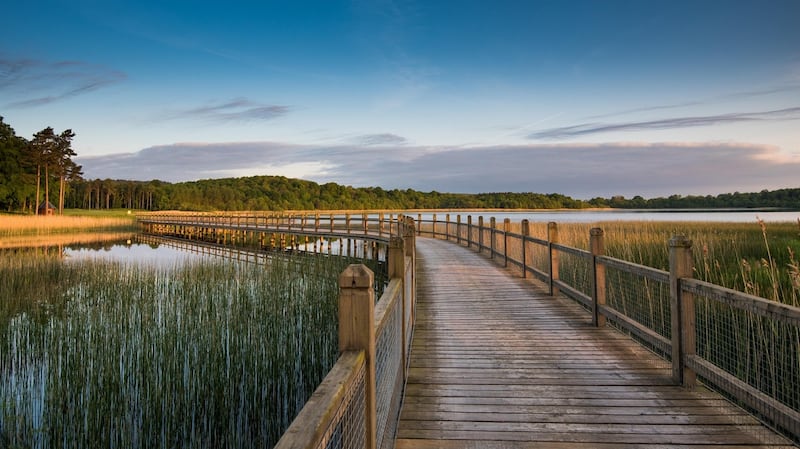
[63,237,215,265]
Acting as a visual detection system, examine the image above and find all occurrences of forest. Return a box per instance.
[2,117,799,212]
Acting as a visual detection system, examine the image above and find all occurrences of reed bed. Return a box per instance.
[0,248,373,448]
[0,232,134,250]
[0,215,137,237]
[534,219,800,307]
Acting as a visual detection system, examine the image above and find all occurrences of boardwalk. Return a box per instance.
[395,238,793,448]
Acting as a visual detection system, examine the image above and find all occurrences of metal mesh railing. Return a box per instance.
[374,287,404,449]
[601,258,672,363]
[554,244,593,310]
[319,358,367,449]
[274,351,366,449]
[404,261,414,364]
[683,279,800,443]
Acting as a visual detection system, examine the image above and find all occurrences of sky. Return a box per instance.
[2,0,799,199]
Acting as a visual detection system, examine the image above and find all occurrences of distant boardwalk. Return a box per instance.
[396,238,793,448]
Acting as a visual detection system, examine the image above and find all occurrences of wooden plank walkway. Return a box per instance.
[395,238,794,448]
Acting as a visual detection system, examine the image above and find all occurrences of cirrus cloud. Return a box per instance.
[530,106,800,140]
[160,98,290,123]
[0,56,126,108]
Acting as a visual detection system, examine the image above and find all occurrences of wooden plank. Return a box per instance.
[395,238,793,448]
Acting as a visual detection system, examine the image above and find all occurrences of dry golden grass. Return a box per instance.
[0,215,136,236]
[0,232,134,249]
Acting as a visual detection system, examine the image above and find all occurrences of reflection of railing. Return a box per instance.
[135,234,281,265]
[136,212,416,449]
[414,213,800,444]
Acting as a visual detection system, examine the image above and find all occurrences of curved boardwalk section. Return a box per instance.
[396,238,793,448]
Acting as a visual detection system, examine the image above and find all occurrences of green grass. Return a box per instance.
[61,208,140,219]
[0,248,378,448]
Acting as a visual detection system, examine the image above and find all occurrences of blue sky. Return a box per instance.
[2,0,799,199]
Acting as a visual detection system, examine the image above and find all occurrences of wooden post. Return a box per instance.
[521,219,529,278]
[467,216,472,248]
[404,218,416,308]
[590,228,606,327]
[456,215,462,245]
[338,264,377,449]
[478,217,484,253]
[669,235,696,388]
[432,214,438,238]
[490,217,496,259]
[503,218,511,267]
[548,222,559,297]
[417,214,422,236]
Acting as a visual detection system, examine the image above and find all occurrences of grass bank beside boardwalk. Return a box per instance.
[0,209,138,236]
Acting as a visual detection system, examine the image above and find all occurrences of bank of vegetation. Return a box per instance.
[0,246,382,448]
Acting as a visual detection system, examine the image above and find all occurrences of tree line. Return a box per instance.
[58,177,591,211]
[0,117,81,213]
[592,190,800,210]
[57,177,800,212]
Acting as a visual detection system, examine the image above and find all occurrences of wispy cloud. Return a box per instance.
[353,133,407,146]
[0,56,126,108]
[162,98,290,123]
[530,107,800,140]
[78,140,800,198]
[585,84,800,120]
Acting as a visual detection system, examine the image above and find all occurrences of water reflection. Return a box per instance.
[63,235,204,267]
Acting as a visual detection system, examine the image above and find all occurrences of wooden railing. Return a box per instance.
[136,212,417,449]
[415,213,800,444]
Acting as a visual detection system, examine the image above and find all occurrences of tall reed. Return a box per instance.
[0,215,136,237]
[0,248,371,448]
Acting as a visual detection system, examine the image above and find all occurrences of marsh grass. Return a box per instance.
[0,214,137,237]
[549,220,800,307]
[0,247,370,448]
[0,232,134,250]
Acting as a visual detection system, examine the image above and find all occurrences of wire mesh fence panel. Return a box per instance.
[556,248,592,310]
[603,263,672,365]
[505,234,524,274]
[525,238,550,281]
[319,361,367,449]
[374,296,403,448]
[692,292,800,443]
